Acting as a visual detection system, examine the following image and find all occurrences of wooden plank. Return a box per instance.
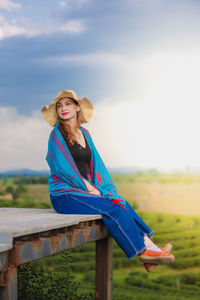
[95,234,113,300]
[0,208,102,253]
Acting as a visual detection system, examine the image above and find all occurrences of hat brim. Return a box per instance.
[78,97,93,125]
[41,103,59,127]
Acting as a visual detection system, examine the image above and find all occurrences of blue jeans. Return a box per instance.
[50,193,154,259]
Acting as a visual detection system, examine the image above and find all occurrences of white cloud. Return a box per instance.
[0,0,20,11]
[0,17,26,39]
[0,106,51,171]
[59,20,86,33]
[0,0,88,40]
[58,0,90,10]
[0,15,87,39]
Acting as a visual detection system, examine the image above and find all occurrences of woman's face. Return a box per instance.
[56,97,80,121]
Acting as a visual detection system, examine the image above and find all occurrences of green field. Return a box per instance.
[33,210,200,300]
[2,172,200,215]
[1,174,200,299]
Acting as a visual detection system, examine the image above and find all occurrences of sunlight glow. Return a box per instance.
[88,50,200,170]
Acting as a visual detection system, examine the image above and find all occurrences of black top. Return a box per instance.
[58,124,91,179]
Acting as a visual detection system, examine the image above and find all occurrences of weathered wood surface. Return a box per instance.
[0,208,113,300]
[0,208,102,252]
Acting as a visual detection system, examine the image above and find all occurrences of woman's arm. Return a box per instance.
[82,178,101,196]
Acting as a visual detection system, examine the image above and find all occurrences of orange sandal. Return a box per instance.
[144,243,172,272]
[139,246,175,265]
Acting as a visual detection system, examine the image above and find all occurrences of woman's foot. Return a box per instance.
[139,247,175,264]
[144,243,172,272]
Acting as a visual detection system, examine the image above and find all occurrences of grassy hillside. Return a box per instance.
[32,210,200,300]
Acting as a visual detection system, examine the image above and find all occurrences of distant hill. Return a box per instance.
[0,169,50,177]
[0,167,144,177]
[1,165,200,176]
[109,166,200,174]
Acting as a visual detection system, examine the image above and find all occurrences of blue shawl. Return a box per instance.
[46,122,127,208]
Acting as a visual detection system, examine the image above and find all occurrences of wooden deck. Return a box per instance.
[0,208,113,300]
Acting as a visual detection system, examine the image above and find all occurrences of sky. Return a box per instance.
[0,0,200,172]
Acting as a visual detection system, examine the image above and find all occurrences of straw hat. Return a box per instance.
[41,90,93,127]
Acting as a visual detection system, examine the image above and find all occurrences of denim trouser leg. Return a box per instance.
[124,201,154,239]
[50,193,154,259]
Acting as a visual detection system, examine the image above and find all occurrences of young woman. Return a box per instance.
[41,90,175,272]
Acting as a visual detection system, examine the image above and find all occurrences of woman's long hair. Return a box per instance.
[56,98,81,146]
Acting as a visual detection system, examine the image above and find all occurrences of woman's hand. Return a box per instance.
[82,178,101,196]
[88,186,101,196]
